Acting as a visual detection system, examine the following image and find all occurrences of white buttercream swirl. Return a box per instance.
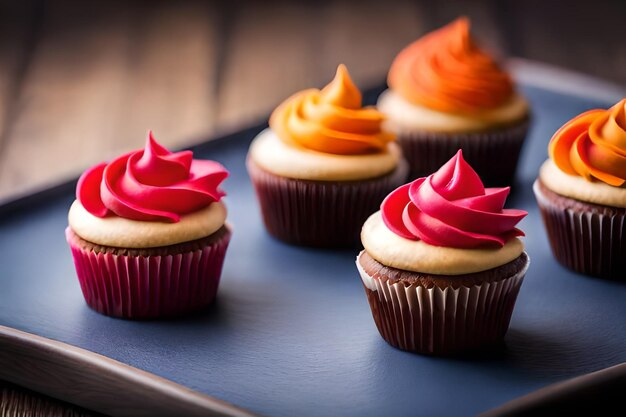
[68,200,227,248]
[361,211,524,275]
[248,129,401,181]
[378,89,529,133]
[539,159,626,208]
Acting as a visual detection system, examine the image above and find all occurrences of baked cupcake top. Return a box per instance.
[362,150,527,274]
[539,98,626,208]
[248,65,402,181]
[379,17,528,133]
[69,132,229,248]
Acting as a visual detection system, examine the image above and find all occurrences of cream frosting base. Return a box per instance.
[377,89,529,134]
[539,160,626,208]
[248,129,401,181]
[361,211,524,275]
[68,200,227,248]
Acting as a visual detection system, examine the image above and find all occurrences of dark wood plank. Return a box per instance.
[0,1,40,152]
[1,380,104,417]
[111,0,219,151]
[0,325,257,417]
[0,1,136,202]
[1,0,624,205]
[320,0,423,87]
[0,0,219,202]
[497,0,626,85]
[217,0,427,131]
[216,1,325,131]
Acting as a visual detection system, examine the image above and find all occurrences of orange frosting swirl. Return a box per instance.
[269,64,394,155]
[549,99,626,187]
[388,17,514,114]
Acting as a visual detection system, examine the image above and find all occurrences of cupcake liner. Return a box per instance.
[66,227,231,319]
[357,252,528,355]
[533,180,626,280]
[247,158,409,248]
[397,120,529,186]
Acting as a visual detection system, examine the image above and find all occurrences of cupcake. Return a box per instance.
[534,99,626,280]
[66,132,231,319]
[247,64,408,247]
[357,150,529,355]
[378,17,530,186]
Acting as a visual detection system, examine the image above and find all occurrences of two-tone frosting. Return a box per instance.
[249,65,402,181]
[379,17,528,133]
[539,99,626,207]
[549,99,626,186]
[270,64,394,155]
[69,132,229,248]
[362,151,527,274]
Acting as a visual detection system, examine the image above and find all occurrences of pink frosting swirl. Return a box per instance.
[77,131,228,223]
[381,150,526,248]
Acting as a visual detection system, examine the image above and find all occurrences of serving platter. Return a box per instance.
[1,83,626,417]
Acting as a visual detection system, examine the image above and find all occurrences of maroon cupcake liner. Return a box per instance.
[247,158,409,248]
[356,251,528,355]
[397,119,530,186]
[533,180,626,280]
[66,227,231,319]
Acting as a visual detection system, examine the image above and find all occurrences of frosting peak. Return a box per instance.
[269,64,395,155]
[77,131,228,223]
[381,150,526,248]
[549,99,626,186]
[388,17,514,114]
[320,64,361,109]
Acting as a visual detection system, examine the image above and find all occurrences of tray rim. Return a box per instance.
[0,325,259,417]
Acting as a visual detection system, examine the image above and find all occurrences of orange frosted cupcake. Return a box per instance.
[378,17,530,186]
[534,99,626,279]
[247,65,408,247]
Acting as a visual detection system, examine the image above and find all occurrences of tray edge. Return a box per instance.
[0,325,259,417]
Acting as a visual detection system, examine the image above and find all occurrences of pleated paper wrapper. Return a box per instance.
[357,252,528,355]
[396,120,529,186]
[247,158,408,248]
[534,180,626,280]
[66,227,231,319]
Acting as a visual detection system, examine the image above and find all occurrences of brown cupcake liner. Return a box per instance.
[66,226,232,319]
[397,119,530,186]
[247,158,409,248]
[356,251,528,355]
[533,180,626,280]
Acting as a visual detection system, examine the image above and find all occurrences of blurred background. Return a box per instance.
[1,0,625,203]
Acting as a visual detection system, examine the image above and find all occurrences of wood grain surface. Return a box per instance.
[0,326,257,417]
[1,380,105,417]
[0,0,624,204]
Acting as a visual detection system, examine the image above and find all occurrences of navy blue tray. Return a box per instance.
[1,85,625,417]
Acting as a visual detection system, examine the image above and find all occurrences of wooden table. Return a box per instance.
[1,0,625,204]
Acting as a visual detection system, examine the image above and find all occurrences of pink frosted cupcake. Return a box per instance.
[66,132,231,319]
[357,151,529,355]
